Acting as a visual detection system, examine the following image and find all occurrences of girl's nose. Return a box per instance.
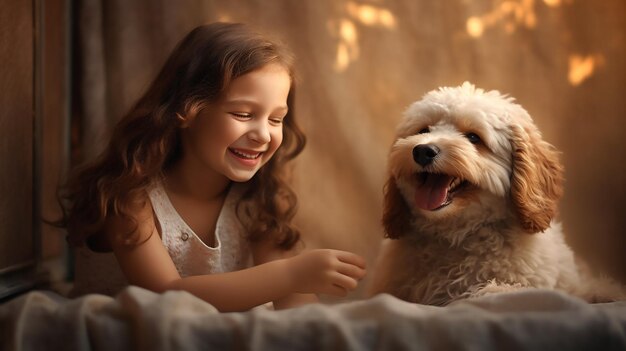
[248,119,271,144]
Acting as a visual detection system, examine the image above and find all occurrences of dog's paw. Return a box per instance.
[578,277,626,303]
[470,279,523,298]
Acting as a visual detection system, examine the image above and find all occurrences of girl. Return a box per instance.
[56,22,366,311]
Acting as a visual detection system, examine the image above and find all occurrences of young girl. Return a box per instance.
[56,22,366,311]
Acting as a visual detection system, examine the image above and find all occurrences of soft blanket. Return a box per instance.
[1,287,625,350]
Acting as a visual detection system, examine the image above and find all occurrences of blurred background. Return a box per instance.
[1,0,624,299]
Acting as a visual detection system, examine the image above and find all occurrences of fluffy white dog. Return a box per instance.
[368,82,624,305]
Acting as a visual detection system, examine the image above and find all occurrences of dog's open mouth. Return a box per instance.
[414,172,469,211]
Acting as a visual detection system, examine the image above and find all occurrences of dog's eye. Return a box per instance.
[418,127,430,134]
[465,133,481,144]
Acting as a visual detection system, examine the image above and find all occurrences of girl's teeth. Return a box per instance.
[232,149,260,159]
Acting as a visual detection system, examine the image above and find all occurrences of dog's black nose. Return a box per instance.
[413,144,440,166]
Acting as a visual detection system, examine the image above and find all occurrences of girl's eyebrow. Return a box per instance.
[224,98,289,113]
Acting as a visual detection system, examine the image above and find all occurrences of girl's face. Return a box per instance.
[180,63,291,183]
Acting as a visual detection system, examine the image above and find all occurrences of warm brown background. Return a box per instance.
[1,0,624,298]
[0,0,69,296]
[0,0,34,274]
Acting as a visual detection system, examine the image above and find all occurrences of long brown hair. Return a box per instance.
[55,22,306,250]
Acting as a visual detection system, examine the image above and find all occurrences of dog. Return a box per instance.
[368,82,624,305]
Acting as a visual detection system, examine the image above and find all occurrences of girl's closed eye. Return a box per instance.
[230,112,253,120]
[269,116,285,125]
[230,111,285,126]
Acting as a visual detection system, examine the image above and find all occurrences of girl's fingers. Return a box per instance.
[335,250,367,269]
[331,272,358,291]
[337,262,366,280]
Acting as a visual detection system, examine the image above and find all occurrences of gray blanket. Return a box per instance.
[2,287,625,351]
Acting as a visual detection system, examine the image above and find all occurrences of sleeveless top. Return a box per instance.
[70,181,253,297]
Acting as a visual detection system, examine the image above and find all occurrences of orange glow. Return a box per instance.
[379,10,396,28]
[340,19,358,43]
[349,3,376,25]
[217,13,232,22]
[466,17,484,38]
[500,1,515,14]
[346,2,397,28]
[543,0,561,7]
[332,19,360,72]
[336,43,350,72]
[330,2,397,72]
[466,0,541,37]
[568,54,605,86]
[525,12,537,28]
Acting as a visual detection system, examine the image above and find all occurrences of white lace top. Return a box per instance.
[71,181,253,297]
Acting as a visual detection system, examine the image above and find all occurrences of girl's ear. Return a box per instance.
[178,102,206,128]
[382,176,412,239]
[510,123,564,233]
[176,113,192,128]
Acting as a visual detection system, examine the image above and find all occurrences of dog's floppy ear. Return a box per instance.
[382,176,413,239]
[510,123,564,233]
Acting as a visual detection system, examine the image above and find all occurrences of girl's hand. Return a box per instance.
[287,249,367,297]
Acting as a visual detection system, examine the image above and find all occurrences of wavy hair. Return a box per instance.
[55,22,306,251]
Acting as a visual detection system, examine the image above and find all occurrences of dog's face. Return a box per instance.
[383,83,563,240]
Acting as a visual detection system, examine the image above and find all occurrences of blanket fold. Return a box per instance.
[1,287,625,351]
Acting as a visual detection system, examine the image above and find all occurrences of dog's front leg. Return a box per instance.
[469,279,524,299]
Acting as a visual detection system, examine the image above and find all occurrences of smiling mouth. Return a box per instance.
[229,148,263,160]
[414,172,469,211]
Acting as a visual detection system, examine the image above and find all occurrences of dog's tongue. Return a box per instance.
[414,174,453,211]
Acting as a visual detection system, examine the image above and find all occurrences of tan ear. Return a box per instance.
[382,176,413,239]
[510,124,564,233]
[177,102,205,128]
[176,113,192,128]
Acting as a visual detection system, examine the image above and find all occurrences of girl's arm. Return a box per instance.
[106,199,366,312]
[250,238,320,310]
